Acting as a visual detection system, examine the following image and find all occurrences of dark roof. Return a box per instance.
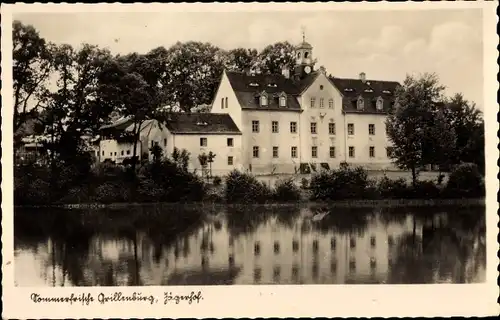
[226,71,319,111]
[164,113,241,134]
[297,41,313,49]
[329,76,401,114]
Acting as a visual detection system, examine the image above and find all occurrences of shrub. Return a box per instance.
[225,170,272,204]
[445,163,485,198]
[377,176,409,199]
[301,177,309,189]
[137,178,166,202]
[213,176,222,186]
[93,182,126,204]
[410,180,441,199]
[309,164,369,201]
[273,178,301,202]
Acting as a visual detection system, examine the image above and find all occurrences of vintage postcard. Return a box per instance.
[2,1,498,318]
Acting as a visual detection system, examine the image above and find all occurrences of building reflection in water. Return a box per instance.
[14,205,486,286]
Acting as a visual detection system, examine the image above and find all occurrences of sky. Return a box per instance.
[14,9,484,108]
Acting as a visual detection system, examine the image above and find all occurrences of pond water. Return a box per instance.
[14,204,485,286]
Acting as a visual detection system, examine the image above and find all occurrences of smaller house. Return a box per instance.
[98,113,242,175]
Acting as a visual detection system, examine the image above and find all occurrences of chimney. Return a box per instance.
[359,72,366,82]
[282,66,290,79]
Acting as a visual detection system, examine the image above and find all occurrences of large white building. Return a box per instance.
[211,39,400,174]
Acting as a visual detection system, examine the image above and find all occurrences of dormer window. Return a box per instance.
[364,89,374,93]
[249,83,259,87]
[344,88,353,92]
[357,97,364,110]
[376,97,384,111]
[279,95,287,107]
[267,83,277,88]
[260,94,268,107]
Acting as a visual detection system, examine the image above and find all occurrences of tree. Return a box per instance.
[443,93,484,173]
[386,73,445,186]
[223,48,258,72]
[162,42,225,112]
[256,41,296,75]
[207,151,216,179]
[198,153,209,181]
[99,49,168,172]
[41,43,114,164]
[12,21,52,132]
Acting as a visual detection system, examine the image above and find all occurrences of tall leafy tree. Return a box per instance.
[41,43,114,164]
[162,42,225,112]
[12,20,52,132]
[444,93,484,171]
[99,49,168,171]
[223,48,258,72]
[256,41,296,75]
[386,73,445,186]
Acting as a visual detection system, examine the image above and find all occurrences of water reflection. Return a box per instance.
[14,205,486,286]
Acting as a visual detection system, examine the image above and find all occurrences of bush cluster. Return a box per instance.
[15,153,206,205]
[309,163,484,201]
[225,172,302,203]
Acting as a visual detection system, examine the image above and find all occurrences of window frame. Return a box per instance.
[311,146,318,158]
[252,146,259,158]
[348,146,355,158]
[290,121,297,133]
[272,121,279,133]
[252,120,260,133]
[291,146,298,158]
[348,123,355,135]
[310,122,317,134]
[200,137,208,147]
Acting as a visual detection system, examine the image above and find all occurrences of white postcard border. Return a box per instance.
[2,2,498,318]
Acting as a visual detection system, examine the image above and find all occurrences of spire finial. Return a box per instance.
[301,26,305,43]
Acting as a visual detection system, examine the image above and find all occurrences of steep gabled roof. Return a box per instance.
[225,71,303,111]
[329,76,401,114]
[163,113,241,134]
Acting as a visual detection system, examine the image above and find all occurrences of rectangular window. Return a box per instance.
[121,150,124,156]
[252,120,259,133]
[329,123,336,135]
[126,150,130,155]
[369,124,375,135]
[350,237,356,248]
[349,146,355,158]
[114,152,117,156]
[221,97,224,109]
[290,121,297,133]
[163,138,167,147]
[151,141,154,148]
[225,97,228,109]
[310,97,316,108]
[227,138,233,147]
[370,236,376,248]
[319,98,325,108]
[253,146,259,158]
[227,156,233,165]
[328,99,334,109]
[369,146,375,158]
[310,122,317,134]
[102,151,104,156]
[291,146,298,158]
[273,146,279,158]
[329,146,336,158]
[109,152,112,157]
[311,146,318,158]
[200,137,207,147]
[272,121,279,133]
[348,123,355,135]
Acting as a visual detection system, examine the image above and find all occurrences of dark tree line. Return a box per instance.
[386,73,485,185]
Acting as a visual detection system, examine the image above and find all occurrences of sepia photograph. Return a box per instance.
[2,1,498,318]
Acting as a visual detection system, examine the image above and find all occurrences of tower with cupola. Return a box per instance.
[294,31,316,80]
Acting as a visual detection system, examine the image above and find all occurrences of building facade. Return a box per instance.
[98,113,242,176]
[212,39,400,174]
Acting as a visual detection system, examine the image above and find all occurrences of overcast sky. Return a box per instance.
[15,9,484,108]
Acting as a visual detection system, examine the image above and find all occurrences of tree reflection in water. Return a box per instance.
[14,204,486,286]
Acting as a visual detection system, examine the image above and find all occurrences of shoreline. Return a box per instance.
[15,198,485,210]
